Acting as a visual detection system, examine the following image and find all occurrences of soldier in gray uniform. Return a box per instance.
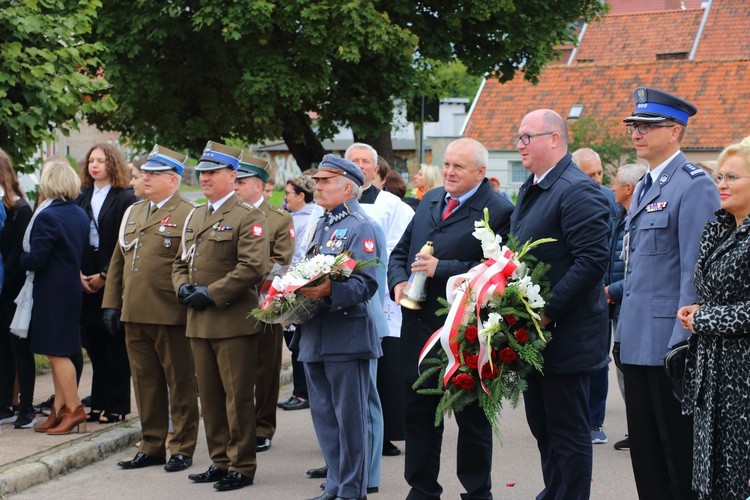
[293,155,383,500]
[616,87,719,499]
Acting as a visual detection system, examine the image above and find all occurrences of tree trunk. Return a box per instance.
[354,128,394,167]
[281,111,326,170]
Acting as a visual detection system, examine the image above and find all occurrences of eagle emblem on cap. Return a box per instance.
[635,88,647,103]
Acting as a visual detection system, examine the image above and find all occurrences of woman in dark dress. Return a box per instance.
[678,137,750,499]
[21,158,89,434]
[76,143,136,423]
[0,149,35,429]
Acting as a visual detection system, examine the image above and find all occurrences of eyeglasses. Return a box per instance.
[625,123,675,135]
[714,172,750,184]
[513,131,554,145]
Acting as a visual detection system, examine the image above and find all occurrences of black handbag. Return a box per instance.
[664,338,691,400]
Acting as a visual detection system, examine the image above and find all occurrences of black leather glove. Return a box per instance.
[178,283,195,305]
[184,286,213,310]
[102,308,123,337]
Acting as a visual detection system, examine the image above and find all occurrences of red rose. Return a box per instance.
[453,373,476,390]
[504,315,517,326]
[464,325,478,343]
[463,353,478,369]
[515,328,529,344]
[481,363,499,379]
[498,347,517,364]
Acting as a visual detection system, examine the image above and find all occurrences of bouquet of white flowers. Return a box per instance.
[414,208,555,433]
[251,252,377,325]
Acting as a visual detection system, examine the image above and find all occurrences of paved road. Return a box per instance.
[12,367,637,499]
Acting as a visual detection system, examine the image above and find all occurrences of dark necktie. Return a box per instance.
[638,174,652,204]
[442,198,460,221]
[147,204,157,221]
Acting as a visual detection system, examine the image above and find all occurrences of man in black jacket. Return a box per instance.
[511,109,610,499]
[388,137,513,500]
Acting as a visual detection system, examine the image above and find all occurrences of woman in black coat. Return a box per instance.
[0,149,35,428]
[21,158,90,434]
[76,143,136,423]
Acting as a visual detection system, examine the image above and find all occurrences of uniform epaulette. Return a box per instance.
[180,197,199,208]
[133,199,149,207]
[237,200,254,210]
[682,163,705,178]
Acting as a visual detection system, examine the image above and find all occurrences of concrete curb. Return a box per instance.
[0,424,140,497]
[0,363,293,496]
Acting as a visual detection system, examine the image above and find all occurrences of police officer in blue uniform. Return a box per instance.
[293,155,383,500]
[617,87,719,499]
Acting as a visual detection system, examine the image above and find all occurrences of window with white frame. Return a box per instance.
[510,160,527,184]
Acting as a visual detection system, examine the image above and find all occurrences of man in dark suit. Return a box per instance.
[510,109,610,499]
[617,87,718,499]
[388,137,514,500]
[172,141,269,492]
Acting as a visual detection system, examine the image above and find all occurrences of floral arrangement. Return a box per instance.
[250,252,377,325]
[413,208,555,433]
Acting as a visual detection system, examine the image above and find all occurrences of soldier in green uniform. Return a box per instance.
[104,145,199,473]
[234,158,294,453]
[172,141,269,492]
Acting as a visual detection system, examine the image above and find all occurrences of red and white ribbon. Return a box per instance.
[418,248,516,392]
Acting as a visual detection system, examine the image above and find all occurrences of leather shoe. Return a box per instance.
[256,437,272,452]
[163,454,192,472]
[188,464,228,483]
[382,440,401,456]
[307,494,336,500]
[367,486,379,493]
[213,470,252,491]
[281,397,310,410]
[117,452,166,469]
[306,464,328,478]
[277,396,296,408]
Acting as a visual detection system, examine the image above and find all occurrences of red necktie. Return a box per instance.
[442,198,460,221]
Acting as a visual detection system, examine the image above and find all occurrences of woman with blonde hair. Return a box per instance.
[412,164,442,200]
[20,158,89,434]
[678,136,750,499]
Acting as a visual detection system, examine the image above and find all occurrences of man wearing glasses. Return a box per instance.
[617,87,719,499]
[510,109,610,499]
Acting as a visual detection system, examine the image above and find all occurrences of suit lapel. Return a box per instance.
[632,152,685,216]
[143,193,179,230]
[98,188,117,224]
[197,193,235,234]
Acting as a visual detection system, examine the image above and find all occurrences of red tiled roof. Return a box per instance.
[693,0,750,60]
[464,60,750,151]
[567,9,704,65]
[606,0,703,15]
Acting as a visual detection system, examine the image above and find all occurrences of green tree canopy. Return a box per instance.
[89,0,606,167]
[0,0,113,167]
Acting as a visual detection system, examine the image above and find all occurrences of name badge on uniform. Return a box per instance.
[645,201,667,212]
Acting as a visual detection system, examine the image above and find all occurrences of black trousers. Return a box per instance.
[377,336,405,441]
[82,325,131,414]
[283,328,308,400]
[0,299,36,409]
[401,314,492,500]
[524,371,592,500]
[621,364,697,500]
